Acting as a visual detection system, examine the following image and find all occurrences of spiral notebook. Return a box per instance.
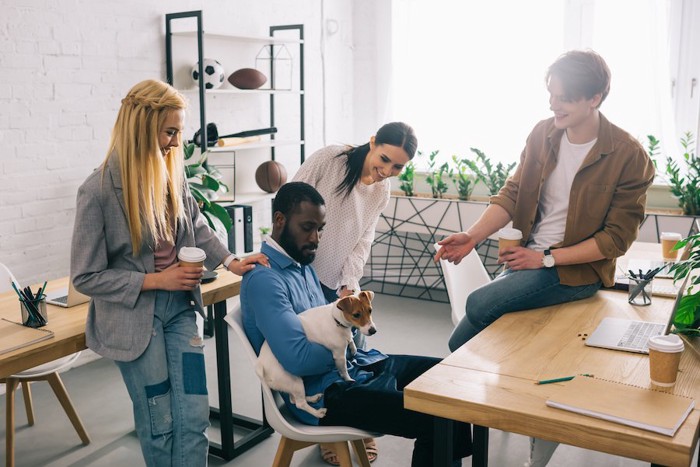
[546,376,695,437]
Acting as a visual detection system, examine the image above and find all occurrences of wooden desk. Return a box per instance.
[0,270,270,461]
[405,243,700,467]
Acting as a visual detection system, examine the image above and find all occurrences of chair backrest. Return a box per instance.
[0,262,20,294]
[434,243,491,327]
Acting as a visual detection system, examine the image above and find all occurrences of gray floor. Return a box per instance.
[1,293,697,466]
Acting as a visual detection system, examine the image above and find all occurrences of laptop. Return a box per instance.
[585,274,690,354]
[45,281,90,308]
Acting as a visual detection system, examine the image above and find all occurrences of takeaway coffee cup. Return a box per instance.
[498,228,523,253]
[648,334,684,387]
[178,247,206,268]
[660,232,683,261]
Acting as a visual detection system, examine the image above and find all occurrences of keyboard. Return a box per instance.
[50,295,68,304]
[618,321,665,351]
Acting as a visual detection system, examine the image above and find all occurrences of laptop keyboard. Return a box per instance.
[618,321,665,350]
[52,295,68,304]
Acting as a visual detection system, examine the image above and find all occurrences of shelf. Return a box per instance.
[217,191,275,204]
[207,139,304,153]
[180,88,304,95]
[171,31,303,44]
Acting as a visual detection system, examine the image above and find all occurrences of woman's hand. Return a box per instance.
[499,247,544,270]
[227,253,270,276]
[144,263,204,291]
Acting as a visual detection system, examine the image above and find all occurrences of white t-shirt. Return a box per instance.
[292,145,391,292]
[528,133,597,251]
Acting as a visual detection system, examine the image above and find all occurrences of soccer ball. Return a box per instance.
[191,58,225,90]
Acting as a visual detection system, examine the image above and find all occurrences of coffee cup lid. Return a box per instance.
[178,247,206,263]
[660,232,683,240]
[648,334,684,353]
[498,228,523,240]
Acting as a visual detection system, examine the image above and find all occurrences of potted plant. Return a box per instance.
[463,147,516,196]
[669,235,700,337]
[184,142,232,235]
[397,160,416,197]
[423,150,450,199]
[450,155,476,201]
[648,131,699,215]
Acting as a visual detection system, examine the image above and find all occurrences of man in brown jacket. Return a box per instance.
[436,49,655,351]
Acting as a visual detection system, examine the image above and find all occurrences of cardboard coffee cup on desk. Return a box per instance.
[178,247,206,268]
[498,228,522,253]
[660,232,683,261]
[648,334,684,387]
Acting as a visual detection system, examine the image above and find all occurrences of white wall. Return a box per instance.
[0,0,366,286]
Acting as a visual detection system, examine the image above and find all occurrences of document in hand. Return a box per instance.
[545,376,695,437]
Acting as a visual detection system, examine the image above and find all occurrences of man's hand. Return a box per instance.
[338,286,354,298]
[227,253,270,276]
[434,232,477,265]
[499,247,544,270]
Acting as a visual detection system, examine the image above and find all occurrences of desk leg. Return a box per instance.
[208,299,272,460]
[434,417,453,467]
[473,425,489,467]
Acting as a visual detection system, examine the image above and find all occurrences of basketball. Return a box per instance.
[255,160,287,193]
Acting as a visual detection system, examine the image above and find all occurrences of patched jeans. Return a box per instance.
[448,267,601,351]
[116,290,209,467]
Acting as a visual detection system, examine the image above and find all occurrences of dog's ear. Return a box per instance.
[336,296,355,313]
[358,290,374,304]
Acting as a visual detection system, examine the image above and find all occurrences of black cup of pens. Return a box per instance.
[20,295,48,327]
[628,276,653,306]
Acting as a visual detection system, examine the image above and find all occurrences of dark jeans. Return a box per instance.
[319,354,472,467]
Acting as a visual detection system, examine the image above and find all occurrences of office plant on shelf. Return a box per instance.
[184,141,232,235]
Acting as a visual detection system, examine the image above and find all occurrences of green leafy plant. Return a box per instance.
[423,150,450,198]
[668,234,700,336]
[648,132,700,215]
[463,147,516,195]
[397,160,416,197]
[450,155,476,201]
[184,142,232,233]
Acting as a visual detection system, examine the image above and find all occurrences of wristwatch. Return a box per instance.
[542,249,555,268]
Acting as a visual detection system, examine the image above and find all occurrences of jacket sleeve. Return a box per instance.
[245,270,335,376]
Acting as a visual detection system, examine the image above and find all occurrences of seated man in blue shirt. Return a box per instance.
[241,181,472,467]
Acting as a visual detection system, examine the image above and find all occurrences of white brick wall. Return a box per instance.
[0,0,362,287]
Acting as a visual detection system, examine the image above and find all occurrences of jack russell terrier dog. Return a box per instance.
[256,290,377,418]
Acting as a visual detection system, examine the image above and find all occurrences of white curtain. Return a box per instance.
[389,0,676,165]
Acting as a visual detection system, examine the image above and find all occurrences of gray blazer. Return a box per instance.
[71,154,231,362]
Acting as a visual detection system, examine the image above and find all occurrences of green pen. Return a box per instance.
[536,373,594,385]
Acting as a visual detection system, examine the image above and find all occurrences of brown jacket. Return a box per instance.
[491,114,655,287]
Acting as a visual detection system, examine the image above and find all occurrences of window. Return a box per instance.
[390,0,699,166]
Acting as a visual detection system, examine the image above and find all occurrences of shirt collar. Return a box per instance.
[262,238,301,269]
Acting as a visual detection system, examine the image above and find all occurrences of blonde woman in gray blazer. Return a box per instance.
[70,80,268,467]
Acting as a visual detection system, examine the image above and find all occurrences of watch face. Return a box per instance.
[543,255,555,268]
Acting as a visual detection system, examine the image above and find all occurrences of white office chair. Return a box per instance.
[0,263,90,467]
[434,243,491,326]
[225,304,379,467]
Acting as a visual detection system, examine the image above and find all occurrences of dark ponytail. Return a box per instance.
[335,122,417,198]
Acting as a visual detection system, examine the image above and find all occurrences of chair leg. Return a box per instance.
[6,378,20,467]
[332,441,353,467]
[45,372,91,444]
[351,438,371,467]
[272,437,314,467]
[20,382,35,425]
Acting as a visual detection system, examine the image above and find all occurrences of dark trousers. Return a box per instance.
[319,354,472,467]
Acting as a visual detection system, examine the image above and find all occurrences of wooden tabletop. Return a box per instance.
[404,242,700,467]
[0,269,241,378]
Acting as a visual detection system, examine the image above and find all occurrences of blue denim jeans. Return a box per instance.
[448,267,601,351]
[115,290,209,467]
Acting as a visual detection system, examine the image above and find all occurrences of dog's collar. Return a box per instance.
[333,317,350,328]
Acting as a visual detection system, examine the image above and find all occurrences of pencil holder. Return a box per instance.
[20,295,48,328]
[628,277,653,306]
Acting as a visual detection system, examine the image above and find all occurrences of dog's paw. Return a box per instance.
[316,408,328,418]
[306,393,323,403]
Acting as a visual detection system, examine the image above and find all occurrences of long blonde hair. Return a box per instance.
[103,79,187,255]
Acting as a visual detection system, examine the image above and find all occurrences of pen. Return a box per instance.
[535,374,594,385]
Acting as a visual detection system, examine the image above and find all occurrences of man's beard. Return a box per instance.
[279,224,316,265]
